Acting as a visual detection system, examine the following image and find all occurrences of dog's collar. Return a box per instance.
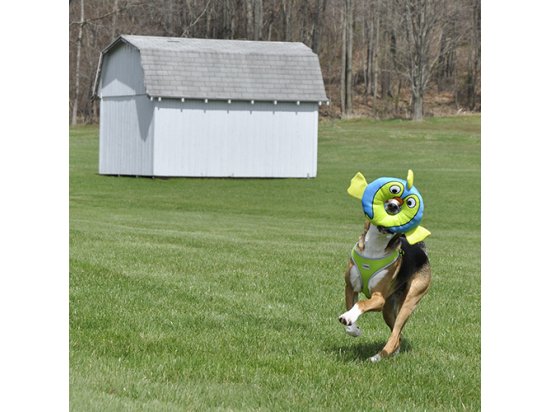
[376,225,394,234]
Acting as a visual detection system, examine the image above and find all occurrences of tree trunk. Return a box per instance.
[345,0,353,113]
[71,0,84,126]
[340,8,346,115]
[371,1,380,100]
[412,90,423,121]
[298,1,307,44]
[253,0,263,40]
[366,14,373,101]
[221,0,231,38]
[380,31,391,98]
[246,0,254,38]
[467,0,481,110]
[436,18,457,93]
[361,9,368,104]
[311,0,326,54]
[111,0,119,39]
[394,78,402,114]
[401,0,435,121]
[340,0,353,117]
[206,5,212,37]
[267,0,276,41]
[282,0,293,41]
[230,2,236,39]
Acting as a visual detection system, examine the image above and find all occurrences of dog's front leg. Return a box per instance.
[344,261,359,310]
[343,261,363,336]
[339,292,385,326]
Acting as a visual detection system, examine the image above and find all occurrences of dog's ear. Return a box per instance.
[347,172,368,199]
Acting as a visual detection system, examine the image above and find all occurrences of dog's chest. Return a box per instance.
[350,245,399,296]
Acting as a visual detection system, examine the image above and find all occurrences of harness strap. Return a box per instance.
[350,245,401,298]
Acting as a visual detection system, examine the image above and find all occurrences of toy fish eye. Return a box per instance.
[389,185,402,195]
[406,198,417,208]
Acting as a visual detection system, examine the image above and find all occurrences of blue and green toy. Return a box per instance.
[347,169,431,244]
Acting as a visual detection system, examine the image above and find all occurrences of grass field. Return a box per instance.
[70,115,480,411]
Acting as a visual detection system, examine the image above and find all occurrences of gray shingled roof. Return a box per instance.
[97,35,328,102]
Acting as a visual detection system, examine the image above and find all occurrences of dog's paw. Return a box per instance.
[369,348,399,363]
[344,323,362,337]
[338,305,361,326]
[338,314,353,326]
[369,353,382,363]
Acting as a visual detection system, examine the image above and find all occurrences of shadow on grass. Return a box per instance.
[328,337,412,363]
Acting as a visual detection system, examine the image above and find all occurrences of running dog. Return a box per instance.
[338,171,431,362]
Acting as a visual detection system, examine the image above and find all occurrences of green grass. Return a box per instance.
[70,115,480,411]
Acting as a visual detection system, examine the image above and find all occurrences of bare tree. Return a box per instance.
[393,0,453,120]
[71,0,85,126]
[436,18,457,92]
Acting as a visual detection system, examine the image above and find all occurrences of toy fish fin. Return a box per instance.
[406,169,414,190]
[405,225,431,245]
[347,172,368,200]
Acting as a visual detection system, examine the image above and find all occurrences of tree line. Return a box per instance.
[69,0,480,124]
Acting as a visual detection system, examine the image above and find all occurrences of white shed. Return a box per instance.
[93,35,328,178]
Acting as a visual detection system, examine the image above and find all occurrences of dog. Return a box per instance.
[338,219,431,362]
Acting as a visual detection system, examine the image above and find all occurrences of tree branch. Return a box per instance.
[69,1,150,26]
[181,0,212,37]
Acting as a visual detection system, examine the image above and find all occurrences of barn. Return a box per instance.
[93,35,328,178]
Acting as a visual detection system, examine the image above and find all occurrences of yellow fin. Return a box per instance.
[347,172,368,200]
[406,169,414,190]
[405,225,431,244]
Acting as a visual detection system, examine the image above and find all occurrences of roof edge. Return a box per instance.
[145,96,330,103]
[102,35,132,55]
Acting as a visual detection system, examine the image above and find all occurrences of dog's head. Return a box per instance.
[348,170,430,244]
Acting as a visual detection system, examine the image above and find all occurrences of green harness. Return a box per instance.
[350,245,401,298]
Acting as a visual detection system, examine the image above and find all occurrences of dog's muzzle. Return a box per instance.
[384,197,403,215]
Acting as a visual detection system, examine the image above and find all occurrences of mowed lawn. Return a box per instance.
[70,115,480,411]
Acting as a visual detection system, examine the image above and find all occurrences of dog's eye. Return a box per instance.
[389,185,401,195]
[406,198,417,208]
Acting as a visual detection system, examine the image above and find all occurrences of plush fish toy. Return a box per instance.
[347,169,431,244]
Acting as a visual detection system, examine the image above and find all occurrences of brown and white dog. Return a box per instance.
[338,219,431,362]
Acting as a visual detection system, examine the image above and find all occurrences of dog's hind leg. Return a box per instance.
[382,290,405,332]
[379,291,406,357]
[371,267,431,362]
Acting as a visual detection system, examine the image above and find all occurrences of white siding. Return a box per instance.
[99,95,154,175]
[151,100,318,178]
[99,44,145,97]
